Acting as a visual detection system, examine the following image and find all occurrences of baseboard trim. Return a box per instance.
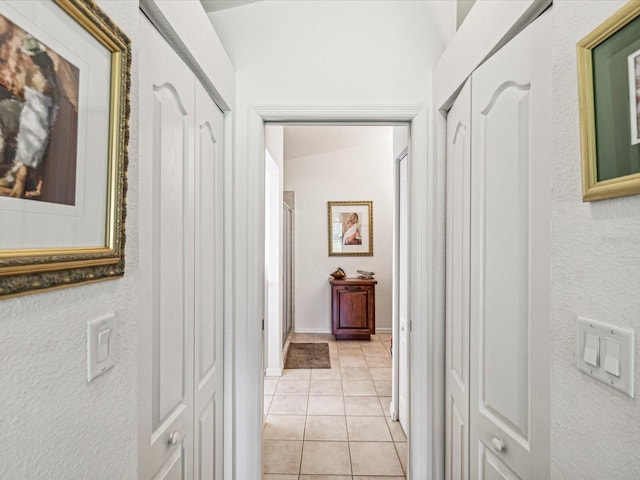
[265,367,282,377]
[389,400,399,421]
[294,328,332,334]
[294,327,392,334]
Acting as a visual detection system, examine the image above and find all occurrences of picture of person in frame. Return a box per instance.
[0,14,79,205]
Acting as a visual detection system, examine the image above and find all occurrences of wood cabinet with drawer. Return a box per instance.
[330,278,377,340]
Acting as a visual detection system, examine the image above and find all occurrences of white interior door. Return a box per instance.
[139,15,195,479]
[469,12,551,480]
[140,14,225,479]
[398,152,409,433]
[445,79,471,480]
[193,80,225,480]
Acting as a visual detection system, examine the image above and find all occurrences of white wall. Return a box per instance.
[284,127,394,333]
[551,2,640,477]
[0,1,139,478]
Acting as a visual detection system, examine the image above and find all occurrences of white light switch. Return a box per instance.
[583,332,599,367]
[577,316,634,398]
[604,338,621,377]
[87,313,116,382]
[97,328,111,363]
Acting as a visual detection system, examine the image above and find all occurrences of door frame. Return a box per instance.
[235,105,445,480]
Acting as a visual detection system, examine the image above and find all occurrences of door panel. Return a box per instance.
[470,12,551,479]
[140,16,194,480]
[446,79,471,480]
[478,443,520,480]
[153,83,190,428]
[151,448,186,480]
[193,80,225,480]
[479,82,530,443]
[339,291,368,329]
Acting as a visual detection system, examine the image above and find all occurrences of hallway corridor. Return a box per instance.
[263,332,407,479]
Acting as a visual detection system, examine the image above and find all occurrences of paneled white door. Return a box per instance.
[445,79,471,480]
[139,15,195,480]
[193,80,225,480]
[469,11,551,480]
[139,14,225,480]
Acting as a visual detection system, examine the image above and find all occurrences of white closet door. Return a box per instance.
[193,81,225,480]
[469,11,551,480]
[445,79,471,480]
[139,15,195,480]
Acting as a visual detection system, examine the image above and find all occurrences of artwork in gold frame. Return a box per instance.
[577,1,640,201]
[0,0,130,298]
[327,201,373,256]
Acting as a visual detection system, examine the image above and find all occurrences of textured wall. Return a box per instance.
[0,1,140,478]
[551,1,640,478]
[284,128,394,333]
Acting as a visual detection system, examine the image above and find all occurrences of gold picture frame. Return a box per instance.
[0,0,130,298]
[327,201,373,256]
[577,1,640,201]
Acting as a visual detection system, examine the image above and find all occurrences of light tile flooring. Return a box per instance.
[263,332,407,479]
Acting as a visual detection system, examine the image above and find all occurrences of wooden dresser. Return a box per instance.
[330,278,377,340]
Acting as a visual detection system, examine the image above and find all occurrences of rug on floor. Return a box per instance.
[284,342,331,369]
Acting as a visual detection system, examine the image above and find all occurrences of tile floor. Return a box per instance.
[263,332,407,479]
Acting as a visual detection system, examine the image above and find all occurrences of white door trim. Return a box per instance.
[234,104,446,480]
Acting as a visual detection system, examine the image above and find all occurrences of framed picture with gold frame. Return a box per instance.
[328,201,373,256]
[0,0,130,298]
[577,1,640,201]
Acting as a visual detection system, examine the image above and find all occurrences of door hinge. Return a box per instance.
[262,319,265,331]
[409,320,413,332]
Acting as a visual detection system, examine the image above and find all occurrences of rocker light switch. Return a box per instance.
[97,328,111,363]
[87,313,116,382]
[604,338,621,377]
[583,332,599,367]
[577,316,634,398]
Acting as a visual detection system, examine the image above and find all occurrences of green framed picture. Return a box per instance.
[577,1,640,201]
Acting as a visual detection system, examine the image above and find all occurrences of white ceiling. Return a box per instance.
[283,125,393,161]
[200,0,263,13]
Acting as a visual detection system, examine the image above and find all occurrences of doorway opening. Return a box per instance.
[261,123,410,477]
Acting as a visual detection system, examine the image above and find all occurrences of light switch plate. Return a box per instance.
[87,313,116,382]
[577,316,634,398]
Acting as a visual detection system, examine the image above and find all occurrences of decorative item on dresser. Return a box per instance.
[330,277,377,340]
[330,266,346,279]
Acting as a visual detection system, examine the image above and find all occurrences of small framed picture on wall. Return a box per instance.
[327,201,373,256]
